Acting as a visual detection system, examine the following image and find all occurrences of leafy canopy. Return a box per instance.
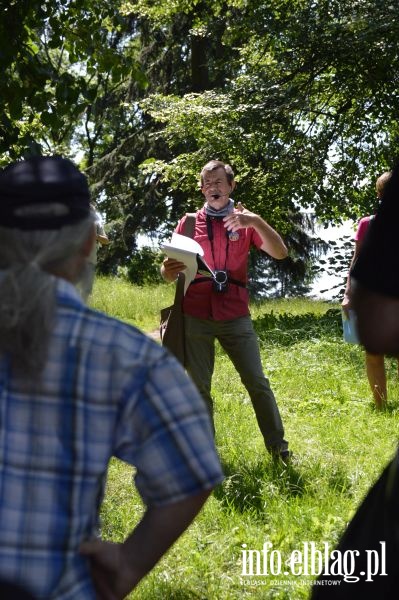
[2,0,398,291]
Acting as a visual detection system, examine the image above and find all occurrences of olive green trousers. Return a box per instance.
[184,314,288,453]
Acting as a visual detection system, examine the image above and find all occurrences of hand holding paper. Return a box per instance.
[161,233,214,293]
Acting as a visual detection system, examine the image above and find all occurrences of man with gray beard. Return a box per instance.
[0,156,223,600]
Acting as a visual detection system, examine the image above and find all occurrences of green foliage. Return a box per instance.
[2,0,398,288]
[0,0,145,161]
[141,0,399,224]
[117,246,163,285]
[314,235,355,299]
[249,212,330,297]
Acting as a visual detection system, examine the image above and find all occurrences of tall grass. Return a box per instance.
[90,275,175,332]
[90,276,399,599]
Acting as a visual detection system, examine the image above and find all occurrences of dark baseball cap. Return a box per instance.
[0,155,91,230]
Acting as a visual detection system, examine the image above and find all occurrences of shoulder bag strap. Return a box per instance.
[183,213,196,238]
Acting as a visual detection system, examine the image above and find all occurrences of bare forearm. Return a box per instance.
[342,243,361,310]
[342,262,355,306]
[80,490,212,599]
[253,216,288,259]
[122,490,211,584]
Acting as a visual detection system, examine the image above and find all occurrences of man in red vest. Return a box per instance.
[162,160,290,462]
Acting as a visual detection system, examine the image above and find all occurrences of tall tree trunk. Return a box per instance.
[190,35,209,92]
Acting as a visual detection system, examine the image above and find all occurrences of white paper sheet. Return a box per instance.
[161,233,212,294]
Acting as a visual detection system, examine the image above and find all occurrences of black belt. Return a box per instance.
[190,277,247,289]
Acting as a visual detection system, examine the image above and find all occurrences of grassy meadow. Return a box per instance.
[90,276,399,599]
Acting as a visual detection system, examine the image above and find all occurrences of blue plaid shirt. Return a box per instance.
[0,279,223,599]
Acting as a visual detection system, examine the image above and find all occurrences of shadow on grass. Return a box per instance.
[385,404,399,415]
[214,458,308,514]
[376,399,399,414]
[139,584,206,599]
[213,455,357,514]
[253,308,342,347]
[326,464,355,497]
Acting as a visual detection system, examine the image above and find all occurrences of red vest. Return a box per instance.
[176,206,263,320]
